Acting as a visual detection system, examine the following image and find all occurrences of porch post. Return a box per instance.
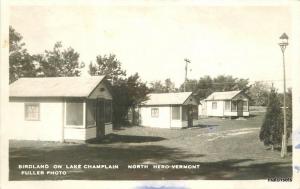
[180,105,182,121]
[83,100,86,128]
[62,99,66,142]
[247,100,249,112]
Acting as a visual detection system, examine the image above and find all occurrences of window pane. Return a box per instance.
[243,101,248,111]
[231,101,237,111]
[182,106,188,121]
[105,100,112,123]
[225,101,230,111]
[25,104,40,120]
[151,108,159,117]
[172,106,180,120]
[66,102,83,125]
[86,100,96,125]
[212,102,217,109]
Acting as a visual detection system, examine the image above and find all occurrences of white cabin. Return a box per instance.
[199,90,250,117]
[9,76,113,142]
[139,92,198,128]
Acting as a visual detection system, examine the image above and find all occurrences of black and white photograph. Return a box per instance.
[1,0,300,188]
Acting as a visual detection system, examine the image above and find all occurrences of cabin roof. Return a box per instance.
[141,92,193,105]
[205,90,248,101]
[9,76,106,98]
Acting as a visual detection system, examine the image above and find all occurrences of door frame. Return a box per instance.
[187,105,193,127]
[237,100,243,117]
[96,98,105,138]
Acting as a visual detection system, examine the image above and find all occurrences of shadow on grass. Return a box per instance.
[88,134,166,144]
[9,140,292,180]
[248,114,258,118]
[186,124,219,129]
[270,145,293,153]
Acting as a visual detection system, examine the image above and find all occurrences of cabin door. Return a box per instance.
[96,98,105,137]
[237,100,243,117]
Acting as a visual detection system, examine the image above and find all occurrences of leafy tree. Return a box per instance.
[248,81,270,106]
[164,78,177,92]
[286,88,292,136]
[179,75,249,100]
[126,73,150,107]
[9,26,36,83]
[89,54,126,84]
[89,54,149,126]
[35,42,83,77]
[150,78,177,93]
[259,87,283,150]
[112,74,150,126]
[212,75,249,91]
[149,80,166,93]
[123,73,150,125]
[179,79,198,92]
[196,75,214,99]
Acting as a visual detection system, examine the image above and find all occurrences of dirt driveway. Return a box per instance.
[9,113,292,180]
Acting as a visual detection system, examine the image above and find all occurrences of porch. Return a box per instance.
[63,98,113,142]
[170,104,198,128]
[223,100,249,117]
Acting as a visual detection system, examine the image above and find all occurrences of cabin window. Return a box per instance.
[212,102,217,109]
[225,101,230,111]
[151,108,159,117]
[25,103,40,121]
[66,102,83,125]
[172,106,180,120]
[243,101,248,111]
[105,100,112,123]
[86,100,96,126]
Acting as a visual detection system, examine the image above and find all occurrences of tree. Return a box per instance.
[89,54,126,83]
[212,75,249,92]
[247,81,270,106]
[179,75,250,101]
[89,54,149,126]
[110,73,150,126]
[149,80,166,93]
[150,78,177,93]
[35,41,83,77]
[124,73,150,125]
[126,73,150,107]
[9,26,36,83]
[286,88,292,136]
[164,78,177,92]
[196,75,214,100]
[179,79,198,92]
[259,87,283,150]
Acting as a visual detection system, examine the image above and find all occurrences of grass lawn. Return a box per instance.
[9,112,292,180]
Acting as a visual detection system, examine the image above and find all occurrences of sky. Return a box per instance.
[10,4,292,90]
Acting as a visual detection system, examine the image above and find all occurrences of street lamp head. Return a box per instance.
[279,33,289,45]
[184,58,191,63]
[279,33,289,52]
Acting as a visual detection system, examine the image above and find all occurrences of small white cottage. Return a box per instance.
[139,92,198,128]
[9,76,113,142]
[199,90,250,118]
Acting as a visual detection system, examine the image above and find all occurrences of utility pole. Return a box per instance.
[184,58,191,92]
[278,33,288,158]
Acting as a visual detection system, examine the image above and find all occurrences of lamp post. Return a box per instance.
[184,58,191,92]
[279,33,288,158]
